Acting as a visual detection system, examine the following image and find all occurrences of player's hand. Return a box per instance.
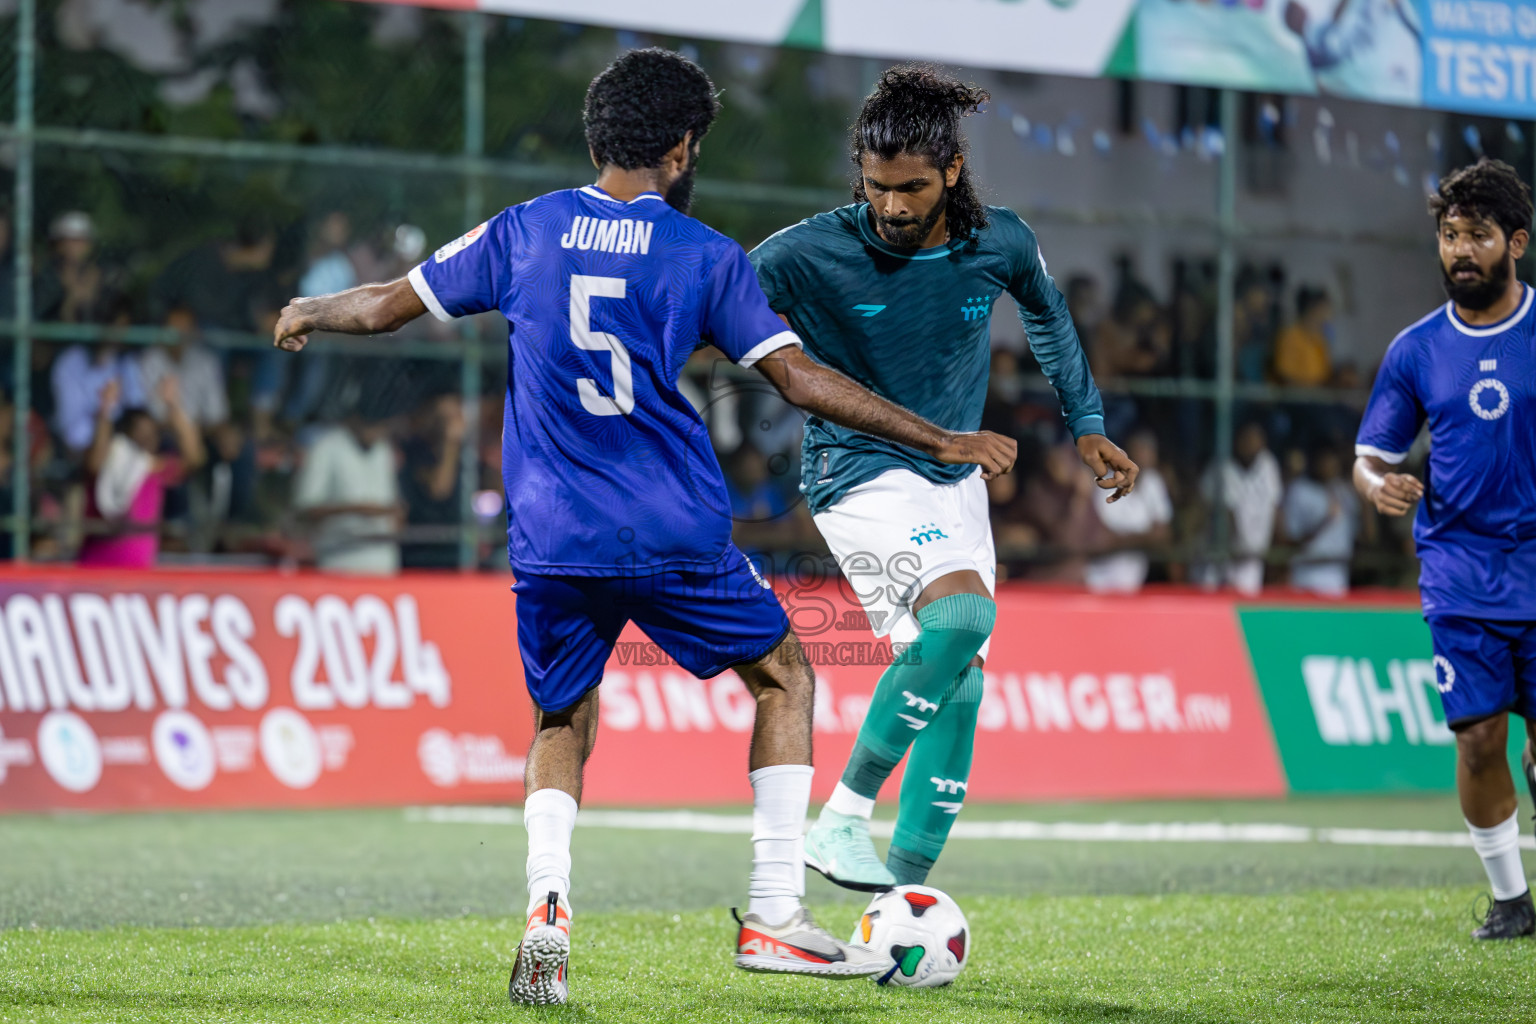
[1077,434,1138,503]
[273,301,311,353]
[935,430,1016,480]
[1369,472,1423,516]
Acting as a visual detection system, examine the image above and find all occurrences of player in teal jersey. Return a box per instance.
[749,66,1138,890]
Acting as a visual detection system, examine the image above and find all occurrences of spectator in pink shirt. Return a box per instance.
[78,374,205,568]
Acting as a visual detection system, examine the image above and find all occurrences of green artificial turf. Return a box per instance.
[2,891,1528,1023]
[2,797,1532,1022]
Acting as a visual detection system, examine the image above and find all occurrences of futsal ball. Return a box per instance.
[851,885,970,987]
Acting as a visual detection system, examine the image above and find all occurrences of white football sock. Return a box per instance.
[748,763,813,925]
[1467,811,1528,901]
[823,781,876,820]
[524,788,578,907]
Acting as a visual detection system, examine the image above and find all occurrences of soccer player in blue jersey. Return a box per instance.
[271,50,1016,1003]
[749,67,1137,891]
[1354,158,1536,940]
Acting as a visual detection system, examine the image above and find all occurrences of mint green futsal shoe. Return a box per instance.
[803,810,897,892]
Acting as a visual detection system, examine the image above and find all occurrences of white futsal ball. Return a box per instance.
[851,885,971,987]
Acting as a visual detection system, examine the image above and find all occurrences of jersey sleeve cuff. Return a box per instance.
[1355,443,1408,465]
[1067,414,1106,440]
[408,265,455,323]
[736,330,801,369]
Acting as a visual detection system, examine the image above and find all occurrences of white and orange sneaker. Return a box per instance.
[508,891,572,1005]
[733,906,886,978]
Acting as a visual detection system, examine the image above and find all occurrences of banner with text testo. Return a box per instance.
[0,570,531,811]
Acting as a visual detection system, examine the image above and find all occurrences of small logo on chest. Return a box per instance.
[1470,376,1511,421]
[960,297,990,322]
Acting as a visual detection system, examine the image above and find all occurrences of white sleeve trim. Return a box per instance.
[736,330,801,369]
[408,264,455,323]
[1355,444,1408,465]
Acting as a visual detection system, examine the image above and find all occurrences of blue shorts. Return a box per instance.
[513,544,791,713]
[1426,615,1536,728]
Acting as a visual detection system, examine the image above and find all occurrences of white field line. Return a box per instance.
[404,806,1536,851]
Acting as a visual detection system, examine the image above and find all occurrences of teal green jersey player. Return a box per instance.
[750,66,1139,890]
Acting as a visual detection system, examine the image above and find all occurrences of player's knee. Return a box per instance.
[737,633,813,703]
[1456,716,1508,774]
[915,594,996,656]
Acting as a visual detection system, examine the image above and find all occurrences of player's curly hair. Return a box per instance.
[851,65,990,241]
[584,48,720,170]
[1428,158,1533,241]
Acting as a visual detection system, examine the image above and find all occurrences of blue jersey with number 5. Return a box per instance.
[410,186,799,576]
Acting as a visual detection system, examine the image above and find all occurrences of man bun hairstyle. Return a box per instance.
[851,65,990,240]
[584,48,720,170]
[1428,158,1533,242]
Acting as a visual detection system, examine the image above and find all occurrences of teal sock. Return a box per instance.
[887,846,936,886]
[837,595,995,800]
[889,665,982,877]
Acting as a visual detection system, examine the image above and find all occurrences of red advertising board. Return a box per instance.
[0,569,530,811]
[582,587,1286,804]
[0,570,1285,810]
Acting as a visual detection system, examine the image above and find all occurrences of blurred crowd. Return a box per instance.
[2,206,504,571]
[0,205,1414,595]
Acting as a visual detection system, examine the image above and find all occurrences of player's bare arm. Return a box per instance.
[272,276,427,351]
[752,344,1017,479]
[1352,454,1423,516]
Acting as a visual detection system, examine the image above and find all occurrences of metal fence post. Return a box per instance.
[11,0,35,560]
[458,11,487,571]
[1212,88,1239,566]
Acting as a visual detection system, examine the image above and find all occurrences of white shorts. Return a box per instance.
[812,467,996,660]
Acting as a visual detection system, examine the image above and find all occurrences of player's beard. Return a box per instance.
[874,186,948,249]
[665,148,699,214]
[1441,250,1511,311]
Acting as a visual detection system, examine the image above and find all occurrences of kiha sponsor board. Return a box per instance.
[1239,607,1521,793]
[0,572,529,811]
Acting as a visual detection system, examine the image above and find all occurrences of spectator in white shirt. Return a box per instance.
[1085,429,1174,593]
[1199,420,1283,596]
[1282,443,1359,597]
[137,307,228,430]
[292,405,400,575]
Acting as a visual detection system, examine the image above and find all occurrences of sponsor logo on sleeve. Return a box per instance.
[434,222,488,263]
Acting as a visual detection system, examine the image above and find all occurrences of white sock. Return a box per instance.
[1467,811,1528,901]
[524,788,578,907]
[824,781,875,820]
[748,763,813,925]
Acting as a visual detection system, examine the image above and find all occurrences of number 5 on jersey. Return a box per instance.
[570,274,633,416]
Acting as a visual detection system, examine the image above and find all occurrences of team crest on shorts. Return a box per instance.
[1433,655,1456,694]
